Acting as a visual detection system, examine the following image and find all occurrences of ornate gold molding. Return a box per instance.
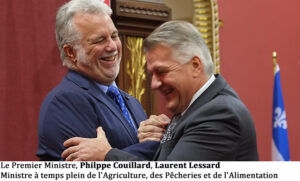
[193,0,220,73]
[119,5,169,18]
[113,0,171,22]
[125,37,147,102]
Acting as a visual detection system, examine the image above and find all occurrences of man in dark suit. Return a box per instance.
[62,20,259,161]
[37,0,168,161]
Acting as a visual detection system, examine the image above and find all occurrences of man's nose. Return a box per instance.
[151,74,162,89]
[105,38,117,51]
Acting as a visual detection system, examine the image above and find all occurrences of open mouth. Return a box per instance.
[100,55,116,62]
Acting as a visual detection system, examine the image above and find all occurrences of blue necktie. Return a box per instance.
[107,86,137,134]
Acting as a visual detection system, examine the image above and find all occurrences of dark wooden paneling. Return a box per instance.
[112,0,170,115]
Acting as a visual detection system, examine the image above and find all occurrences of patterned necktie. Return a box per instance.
[107,86,137,134]
[160,114,181,144]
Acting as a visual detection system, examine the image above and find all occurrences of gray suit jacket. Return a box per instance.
[105,74,259,161]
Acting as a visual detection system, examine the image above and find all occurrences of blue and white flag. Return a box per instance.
[272,63,290,161]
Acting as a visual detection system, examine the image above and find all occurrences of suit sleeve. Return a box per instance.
[119,141,160,160]
[37,92,99,160]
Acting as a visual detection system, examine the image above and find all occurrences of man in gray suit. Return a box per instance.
[62,20,259,161]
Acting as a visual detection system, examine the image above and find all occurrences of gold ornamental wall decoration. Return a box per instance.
[193,0,220,73]
[125,37,147,103]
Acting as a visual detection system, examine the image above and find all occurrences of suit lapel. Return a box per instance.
[153,145,162,160]
[90,85,139,142]
[66,70,138,142]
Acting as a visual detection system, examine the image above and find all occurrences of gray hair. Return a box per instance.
[55,0,112,67]
[143,20,214,76]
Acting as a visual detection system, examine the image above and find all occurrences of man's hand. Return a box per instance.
[138,114,170,143]
[61,127,112,161]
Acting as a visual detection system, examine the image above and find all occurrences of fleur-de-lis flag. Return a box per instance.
[272,59,290,161]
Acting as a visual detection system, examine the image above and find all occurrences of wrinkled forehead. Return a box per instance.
[146,45,181,72]
[73,12,116,36]
[73,12,110,26]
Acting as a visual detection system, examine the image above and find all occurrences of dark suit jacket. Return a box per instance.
[105,74,259,161]
[37,70,158,160]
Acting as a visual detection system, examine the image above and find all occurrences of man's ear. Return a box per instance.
[63,44,77,66]
[191,56,203,77]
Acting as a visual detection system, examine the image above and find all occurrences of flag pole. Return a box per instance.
[272,51,277,75]
[272,51,291,161]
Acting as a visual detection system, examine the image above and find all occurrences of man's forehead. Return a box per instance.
[73,12,110,25]
[147,58,179,74]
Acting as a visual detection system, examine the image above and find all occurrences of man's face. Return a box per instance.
[71,12,121,85]
[146,44,196,114]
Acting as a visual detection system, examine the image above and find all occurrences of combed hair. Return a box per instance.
[55,0,112,67]
[143,20,214,76]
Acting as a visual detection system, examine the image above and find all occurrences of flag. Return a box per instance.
[272,63,290,161]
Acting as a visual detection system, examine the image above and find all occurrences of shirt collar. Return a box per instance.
[181,74,216,116]
[94,81,118,94]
